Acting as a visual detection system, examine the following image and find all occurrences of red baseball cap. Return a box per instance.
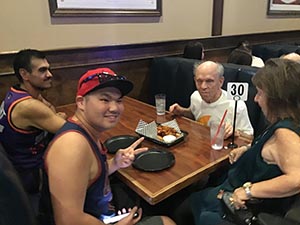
[77,68,133,96]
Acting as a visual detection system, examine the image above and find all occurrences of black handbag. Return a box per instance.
[221,191,260,225]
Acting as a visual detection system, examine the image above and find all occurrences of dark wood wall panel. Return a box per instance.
[212,0,224,36]
[21,59,151,106]
[1,30,300,106]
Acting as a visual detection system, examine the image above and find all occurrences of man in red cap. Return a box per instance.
[42,68,176,225]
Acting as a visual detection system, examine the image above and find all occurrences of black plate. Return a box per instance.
[104,135,140,154]
[136,130,188,147]
[133,149,175,172]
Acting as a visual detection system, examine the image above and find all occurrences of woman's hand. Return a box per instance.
[228,145,249,164]
[231,187,249,210]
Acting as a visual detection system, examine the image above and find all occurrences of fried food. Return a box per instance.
[157,125,180,140]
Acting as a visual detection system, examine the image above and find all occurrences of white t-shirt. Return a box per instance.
[251,56,264,68]
[190,89,254,135]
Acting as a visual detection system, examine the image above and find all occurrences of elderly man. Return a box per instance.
[42,68,176,225]
[169,61,253,139]
[0,49,66,213]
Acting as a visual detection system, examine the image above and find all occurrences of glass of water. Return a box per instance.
[155,93,166,115]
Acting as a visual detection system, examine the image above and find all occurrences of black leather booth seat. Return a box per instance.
[0,143,37,225]
[252,43,300,62]
[149,57,268,137]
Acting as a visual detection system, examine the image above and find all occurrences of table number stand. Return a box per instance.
[227,82,249,149]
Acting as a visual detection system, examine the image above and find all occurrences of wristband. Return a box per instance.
[243,182,252,198]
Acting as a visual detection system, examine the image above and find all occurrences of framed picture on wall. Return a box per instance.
[48,0,162,17]
[267,0,300,16]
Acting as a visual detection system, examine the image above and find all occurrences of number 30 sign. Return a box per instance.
[227,82,249,101]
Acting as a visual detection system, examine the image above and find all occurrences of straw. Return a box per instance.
[211,109,228,146]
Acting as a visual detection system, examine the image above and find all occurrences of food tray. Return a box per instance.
[135,119,187,147]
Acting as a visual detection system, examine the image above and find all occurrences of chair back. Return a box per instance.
[0,143,37,225]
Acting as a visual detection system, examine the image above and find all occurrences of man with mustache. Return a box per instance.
[0,49,66,214]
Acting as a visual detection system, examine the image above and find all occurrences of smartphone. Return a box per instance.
[102,212,139,224]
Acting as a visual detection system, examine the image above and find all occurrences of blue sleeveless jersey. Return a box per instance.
[48,121,113,218]
[0,86,49,171]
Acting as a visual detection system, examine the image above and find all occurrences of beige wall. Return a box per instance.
[223,0,300,35]
[0,0,212,52]
[1,0,300,53]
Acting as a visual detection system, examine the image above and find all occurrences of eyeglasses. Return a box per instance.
[79,72,127,88]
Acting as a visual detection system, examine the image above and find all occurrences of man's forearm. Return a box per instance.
[181,108,195,120]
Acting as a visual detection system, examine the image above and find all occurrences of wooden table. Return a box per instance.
[58,97,251,205]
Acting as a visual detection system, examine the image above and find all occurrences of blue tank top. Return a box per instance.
[50,121,113,218]
[0,86,49,170]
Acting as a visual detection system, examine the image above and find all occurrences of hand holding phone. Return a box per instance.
[102,211,139,224]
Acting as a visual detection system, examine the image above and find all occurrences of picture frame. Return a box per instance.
[267,0,300,16]
[48,0,162,17]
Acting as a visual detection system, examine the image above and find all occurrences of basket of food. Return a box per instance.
[135,119,187,147]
